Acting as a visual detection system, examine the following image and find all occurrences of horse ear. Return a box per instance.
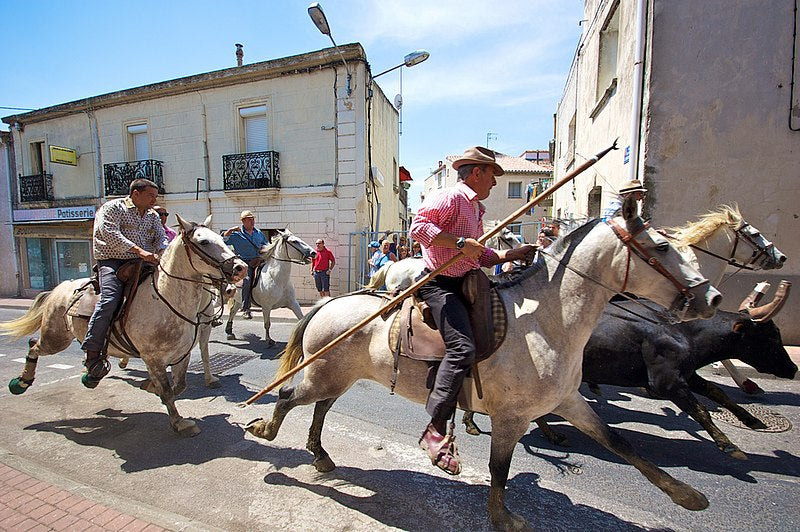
[203,214,212,227]
[621,195,637,222]
[175,214,193,234]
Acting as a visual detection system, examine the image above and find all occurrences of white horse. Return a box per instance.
[226,230,316,347]
[246,198,721,530]
[366,222,523,292]
[0,215,247,436]
[665,204,787,393]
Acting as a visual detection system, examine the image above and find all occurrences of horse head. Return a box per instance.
[610,196,722,321]
[175,214,247,283]
[267,230,316,264]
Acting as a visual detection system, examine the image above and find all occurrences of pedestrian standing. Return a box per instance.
[311,238,336,297]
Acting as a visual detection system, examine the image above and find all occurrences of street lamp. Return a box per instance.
[371,50,430,79]
[308,2,352,97]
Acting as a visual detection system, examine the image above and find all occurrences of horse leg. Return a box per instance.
[10,317,73,394]
[198,323,219,388]
[462,410,482,436]
[226,297,240,340]
[9,339,40,395]
[289,299,304,320]
[142,361,199,437]
[306,397,338,472]
[261,308,275,347]
[487,415,535,531]
[534,418,570,447]
[170,354,190,398]
[689,373,766,430]
[246,385,297,441]
[553,392,708,511]
[118,356,129,369]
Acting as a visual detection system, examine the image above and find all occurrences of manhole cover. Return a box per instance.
[708,404,792,433]
[188,352,257,374]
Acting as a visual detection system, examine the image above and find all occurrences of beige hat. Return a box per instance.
[619,179,647,195]
[240,210,255,220]
[451,146,504,176]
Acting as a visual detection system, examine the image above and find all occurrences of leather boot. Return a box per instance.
[225,321,235,340]
[82,350,110,389]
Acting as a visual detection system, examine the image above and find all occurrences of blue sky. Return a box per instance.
[0,0,584,211]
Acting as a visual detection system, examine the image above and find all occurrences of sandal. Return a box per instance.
[419,424,462,475]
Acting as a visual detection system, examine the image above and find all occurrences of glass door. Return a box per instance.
[55,240,92,282]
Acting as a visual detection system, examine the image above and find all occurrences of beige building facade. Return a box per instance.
[553,0,800,341]
[2,44,400,302]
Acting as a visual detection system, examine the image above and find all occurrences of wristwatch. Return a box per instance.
[455,237,466,249]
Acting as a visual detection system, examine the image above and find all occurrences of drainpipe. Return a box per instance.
[627,0,647,181]
[87,108,104,203]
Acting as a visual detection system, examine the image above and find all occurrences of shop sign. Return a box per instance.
[49,145,78,166]
[14,206,96,222]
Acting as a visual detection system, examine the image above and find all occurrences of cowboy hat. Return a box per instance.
[240,210,255,220]
[618,179,647,195]
[452,146,504,176]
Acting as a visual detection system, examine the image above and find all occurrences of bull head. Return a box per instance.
[739,280,791,323]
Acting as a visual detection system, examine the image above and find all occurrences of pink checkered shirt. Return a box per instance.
[410,182,499,277]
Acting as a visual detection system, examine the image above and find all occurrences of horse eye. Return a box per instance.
[197,239,209,246]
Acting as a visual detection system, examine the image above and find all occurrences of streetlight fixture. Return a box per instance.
[371,50,430,79]
[308,2,352,97]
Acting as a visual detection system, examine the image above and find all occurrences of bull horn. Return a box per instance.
[738,281,770,312]
[748,280,791,322]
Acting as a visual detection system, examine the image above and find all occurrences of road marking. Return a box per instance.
[12,358,26,363]
[46,364,74,370]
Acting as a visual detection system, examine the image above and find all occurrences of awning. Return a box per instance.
[399,166,412,182]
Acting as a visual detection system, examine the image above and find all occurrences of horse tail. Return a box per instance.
[275,299,328,381]
[365,263,390,291]
[0,291,51,340]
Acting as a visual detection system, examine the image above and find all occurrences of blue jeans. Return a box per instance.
[82,259,127,353]
[242,264,256,311]
[313,270,330,293]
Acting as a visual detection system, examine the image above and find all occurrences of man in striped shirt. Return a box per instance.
[82,178,166,388]
[410,146,535,475]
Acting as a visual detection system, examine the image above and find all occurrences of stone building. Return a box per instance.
[552,0,800,341]
[2,44,401,302]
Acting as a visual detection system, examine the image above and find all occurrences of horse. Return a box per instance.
[0,215,247,436]
[245,197,722,530]
[225,230,316,347]
[664,204,787,393]
[365,221,522,292]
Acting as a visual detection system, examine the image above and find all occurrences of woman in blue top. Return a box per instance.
[369,240,397,277]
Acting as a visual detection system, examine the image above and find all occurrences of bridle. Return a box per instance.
[263,234,314,265]
[685,221,775,271]
[606,219,708,322]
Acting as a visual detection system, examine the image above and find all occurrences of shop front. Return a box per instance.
[13,206,96,296]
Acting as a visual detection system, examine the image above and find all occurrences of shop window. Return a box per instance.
[26,238,53,290]
[56,241,92,283]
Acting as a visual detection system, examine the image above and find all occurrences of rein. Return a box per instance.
[262,236,312,265]
[687,222,770,271]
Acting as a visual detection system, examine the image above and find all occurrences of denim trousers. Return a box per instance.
[242,264,256,310]
[82,259,127,353]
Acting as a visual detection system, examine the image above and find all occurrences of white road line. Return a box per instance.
[12,358,26,363]
[46,364,74,370]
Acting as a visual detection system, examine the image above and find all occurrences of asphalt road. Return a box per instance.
[0,307,798,531]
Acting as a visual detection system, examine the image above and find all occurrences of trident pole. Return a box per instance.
[242,140,618,406]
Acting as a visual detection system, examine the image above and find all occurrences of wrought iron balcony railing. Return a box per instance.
[222,151,280,191]
[18,173,54,202]
[103,159,164,196]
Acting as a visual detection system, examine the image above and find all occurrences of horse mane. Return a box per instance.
[259,231,284,258]
[664,204,742,247]
[496,218,601,289]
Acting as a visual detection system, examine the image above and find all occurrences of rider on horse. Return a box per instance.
[410,146,535,474]
[222,210,269,319]
[82,178,166,388]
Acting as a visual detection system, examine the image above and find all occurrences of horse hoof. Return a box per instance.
[118,358,128,369]
[81,373,102,389]
[464,423,480,436]
[206,378,221,389]
[8,378,31,395]
[726,447,748,461]
[265,339,276,348]
[174,419,200,437]
[670,487,709,511]
[227,334,236,340]
[313,456,336,473]
[245,419,276,441]
[490,510,530,531]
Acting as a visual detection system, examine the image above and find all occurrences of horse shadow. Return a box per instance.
[208,336,285,359]
[110,369,266,404]
[260,465,648,531]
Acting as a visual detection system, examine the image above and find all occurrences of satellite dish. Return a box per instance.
[393,94,403,110]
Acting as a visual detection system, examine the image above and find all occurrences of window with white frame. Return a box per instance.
[127,124,149,161]
[507,181,522,199]
[596,3,620,101]
[239,105,268,153]
[508,223,522,241]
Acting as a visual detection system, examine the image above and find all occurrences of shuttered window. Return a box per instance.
[239,105,268,152]
[127,124,149,160]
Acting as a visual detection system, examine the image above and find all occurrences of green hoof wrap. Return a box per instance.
[81,373,100,389]
[8,378,30,395]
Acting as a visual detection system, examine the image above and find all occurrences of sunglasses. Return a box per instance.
[158,212,169,216]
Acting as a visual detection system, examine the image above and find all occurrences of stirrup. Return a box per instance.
[82,356,110,389]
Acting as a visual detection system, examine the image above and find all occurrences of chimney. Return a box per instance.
[235,43,243,67]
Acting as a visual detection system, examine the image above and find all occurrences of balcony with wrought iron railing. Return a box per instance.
[103,160,164,196]
[222,151,280,191]
[18,173,54,202]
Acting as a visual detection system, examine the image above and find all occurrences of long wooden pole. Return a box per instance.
[241,140,618,406]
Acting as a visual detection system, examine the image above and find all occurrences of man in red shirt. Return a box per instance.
[410,146,535,475]
[311,238,336,297]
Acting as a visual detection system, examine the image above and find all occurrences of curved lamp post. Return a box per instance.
[308,2,352,97]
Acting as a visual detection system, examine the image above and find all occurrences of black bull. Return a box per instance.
[464,301,796,460]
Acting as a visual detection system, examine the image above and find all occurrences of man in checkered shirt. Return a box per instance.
[82,178,166,388]
[410,146,535,475]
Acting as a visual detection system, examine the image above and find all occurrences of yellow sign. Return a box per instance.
[49,145,77,166]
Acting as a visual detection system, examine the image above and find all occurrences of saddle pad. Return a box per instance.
[66,282,99,319]
[388,289,507,362]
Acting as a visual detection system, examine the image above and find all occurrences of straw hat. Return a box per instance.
[240,210,255,220]
[619,179,647,195]
[451,146,504,176]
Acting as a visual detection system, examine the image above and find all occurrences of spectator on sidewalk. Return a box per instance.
[311,238,336,297]
[154,205,176,246]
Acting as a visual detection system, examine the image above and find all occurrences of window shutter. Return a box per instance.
[128,124,149,160]
[240,105,268,152]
